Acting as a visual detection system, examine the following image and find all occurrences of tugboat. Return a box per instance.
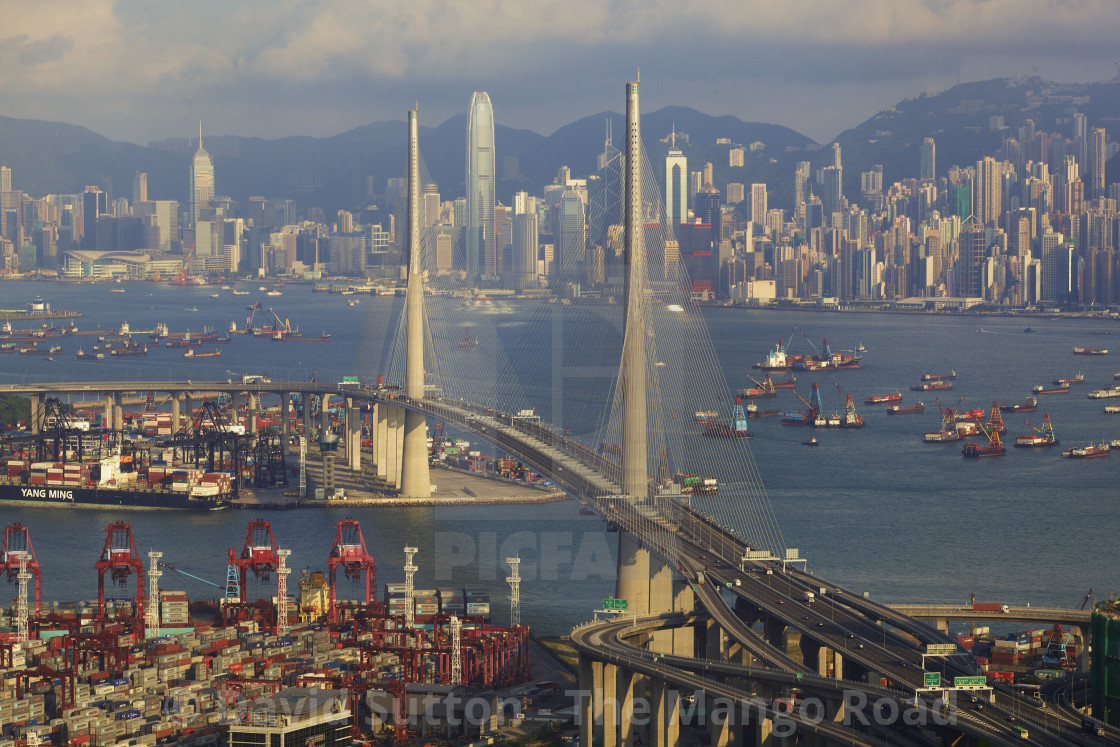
[962,424,1006,458]
[802,437,819,446]
[1015,414,1058,448]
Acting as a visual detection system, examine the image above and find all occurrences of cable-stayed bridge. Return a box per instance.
[0,84,1102,746]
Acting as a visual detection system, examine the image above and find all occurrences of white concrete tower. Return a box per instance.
[400,109,432,498]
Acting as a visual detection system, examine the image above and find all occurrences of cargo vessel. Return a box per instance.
[1087,386,1120,399]
[0,453,231,510]
[1015,414,1058,448]
[1000,396,1037,413]
[887,402,924,414]
[1052,373,1084,385]
[864,392,902,405]
[1073,347,1108,355]
[912,381,952,391]
[962,425,1006,458]
[1033,382,1070,394]
[702,398,753,438]
[921,371,956,381]
[782,382,823,426]
[1061,443,1110,458]
[753,339,793,372]
[737,374,777,399]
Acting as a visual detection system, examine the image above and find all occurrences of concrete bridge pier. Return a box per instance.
[345,398,361,471]
[764,616,787,652]
[386,405,403,489]
[367,402,378,469]
[302,392,313,442]
[932,618,949,634]
[184,393,193,426]
[578,655,593,747]
[320,394,333,438]
[706,691,743,747]
[651,679,681,747]
[171,394,180,430]
[1070,625,1088,671]
[617,667,638,747]
[375,404,388,480]
[280,393,290,443]
[104,395,113,433]
[29,393,40,434]
[113,392,123,432]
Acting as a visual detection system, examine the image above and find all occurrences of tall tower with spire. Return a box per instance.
[665,126,687,230]
[189,123,214,229]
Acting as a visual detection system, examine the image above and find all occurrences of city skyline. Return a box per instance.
[2,0,1118,147]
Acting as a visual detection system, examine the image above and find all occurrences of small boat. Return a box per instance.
[912,381,953,391]
[887,402,925,415]
[1087,386,1120,399]
[921,371,956,381]
[266,290,282,297]
[110,288,126,294]
[111,347,148,357]
[1052,373,1085,385]
[1062,443,1110,459]
[232,290,250,296]
[1105,403,1120,414]
[48,345,62,354]
[1033,383,1070,394]
[864,392,902,405]
[1074,347,1108,355]
[1000,396,1038,413]
[1015,414,1058,448]
[924,430,960,443]
[694,410,719,423]
[802,437,819,446]
[76,348,100,360]
[209,293,220,298]
[458,326,478,351]
[855,342,868,353]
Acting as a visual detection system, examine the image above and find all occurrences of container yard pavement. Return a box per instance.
[232,462,569,508]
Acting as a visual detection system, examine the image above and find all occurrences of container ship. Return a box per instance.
[1061,443,1110,458]
[1014,414,1058,448]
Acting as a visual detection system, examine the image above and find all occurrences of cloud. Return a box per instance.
[0,0,1116,144]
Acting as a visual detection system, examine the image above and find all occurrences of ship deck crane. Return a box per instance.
[1081,588,1093,610]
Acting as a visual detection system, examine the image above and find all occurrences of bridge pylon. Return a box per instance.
[614,76,677,633]
[399,107,431,499]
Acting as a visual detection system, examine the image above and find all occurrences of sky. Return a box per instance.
[2,0,1118,147]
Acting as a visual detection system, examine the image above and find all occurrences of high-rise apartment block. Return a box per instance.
[920,137,936,180]
[750,184,767,226]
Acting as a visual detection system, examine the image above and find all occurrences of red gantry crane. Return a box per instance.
[237,519,280,601]
[327,518,378,623]
[1,523,42,614]
[95,522,146,632]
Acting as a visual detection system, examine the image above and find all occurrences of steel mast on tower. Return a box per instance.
[506,557,521,627]
[16,556,30,644]
[276,549,291,637]
[146,551,163,638]
[403,546,418,629]
[450,615,462,685]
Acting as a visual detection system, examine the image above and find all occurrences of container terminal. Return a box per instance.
[0,520,531,747]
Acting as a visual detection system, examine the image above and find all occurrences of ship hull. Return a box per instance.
[0,482,230,510]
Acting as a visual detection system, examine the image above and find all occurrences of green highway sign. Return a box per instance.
[954,676,986,687]
[603,598,629,610]
[924,672,941,688]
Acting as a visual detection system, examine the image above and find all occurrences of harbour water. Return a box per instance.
[1,280,1117,635]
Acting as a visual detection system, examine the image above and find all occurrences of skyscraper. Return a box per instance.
[821,166,843,217]
[920,137,936,180]
[974,157,1002,227]
[132,171,147,205]
[750,183,768,227]
[0,165,10,192]
[189,125,214,229]
[1089,127,1107,200]
[466,92,496,278]
[664,128,687,229]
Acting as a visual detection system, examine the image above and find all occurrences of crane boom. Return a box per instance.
[158,561,223,590]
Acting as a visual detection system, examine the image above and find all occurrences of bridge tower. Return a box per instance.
[399,107,432,498]
[615,76,676,625]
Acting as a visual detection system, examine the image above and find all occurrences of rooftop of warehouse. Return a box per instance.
[237,687,349,726]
